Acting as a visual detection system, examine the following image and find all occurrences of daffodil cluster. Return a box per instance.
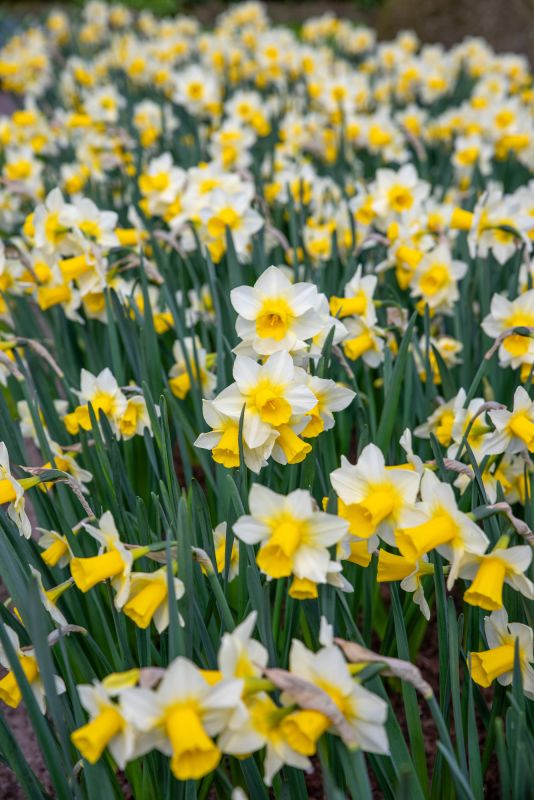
[0,2,533,797]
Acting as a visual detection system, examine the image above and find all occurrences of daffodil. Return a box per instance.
[414,389,466,447]
[377,550,434,619]
[301,376,355,438]
[29,566,72,626]
[70,511,134,608]
[342,316,386,367]
[483,386,534,456]
[0,441,33,538]
[212,351,317,451]
[469,608,534,698]
[458,540,534,610]
[281,639,389,756]
[212,521,239,580]
[194,399,278,473]
[396,470,488,587]
[0,628,65,712]
[330,444,420,544]
[410,244,467,315]
[38,529,72,568]
[168,337,216,400]
[482,289,534,371]
[71,679,145,767]
[329,265,377,323]
[233,484,348,582]
[64,368,127,435]
[123,567,184,632]
[120,657,243,781]
[230,265,323,356]
[218,612,268,680]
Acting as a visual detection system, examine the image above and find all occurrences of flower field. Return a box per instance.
[0,1,533,797]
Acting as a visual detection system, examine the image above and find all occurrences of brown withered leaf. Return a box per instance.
[334,638,433,698]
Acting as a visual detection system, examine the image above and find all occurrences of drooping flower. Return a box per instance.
[469,608,534,698]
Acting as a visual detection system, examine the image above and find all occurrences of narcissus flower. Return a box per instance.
[414,389,466,447]
[469,608,534,698]
[29,565,72,626]
[396,470,488,587]
[330,444,420,544]
[459,540,534,610]
[120,657,243,781]
[233,484,348,582]
[194,399,277,473]
[377,549,434,619]
[70,511,134,608]
[301,376,355,438]
[0,628,65,712]
[483,386,534,456]
[482,290,534,371]
[212,521,239,580]
[213,351,317,450]
[71,676,148,767]
[64,368,127,434]
[281,639,389,756]
[123,567,185,632]
[410,244,467,315]
[342,316,385,367]
[0,442,35,539]
[218,612,268,680]
[329,265,377,323]
[218,691,310,786]
[230,265,323,356]
[38,529,72,567]
[168,337,216,400]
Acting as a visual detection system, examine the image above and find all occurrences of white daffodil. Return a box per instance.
[482,290,534,370]
[218,612,268,680]
[38,529,72,568]
[0,627,65,712]
[28,565,70,627]
[410,244,467,315]
[377,550,434,620]
[458,542,534,610]
[301,376,355,438]
[218,691,310,786]
[213,351,317,450]
[70,511,133,608]
[371,164,430,221]
[447,395,492,462]
[280,640,389,756]
[233,484,348,582]
[213,521,239,581]
[469,608,534,699]
[483,386,534,456]
[0,442,32,538]
[396,470,489,587]
[64,367,127,435]
[194,399,278,474]
[230,265,323,356]
[330,443,420,545]
[138,153,186,218]
[342,316,386,367]
[414,388,466,448]
[123,567,185,632]
[71,676,150,767]
[168,337,216,400]
[329,265,377,324]
[31,188,80,256]
[120,657,243,781]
